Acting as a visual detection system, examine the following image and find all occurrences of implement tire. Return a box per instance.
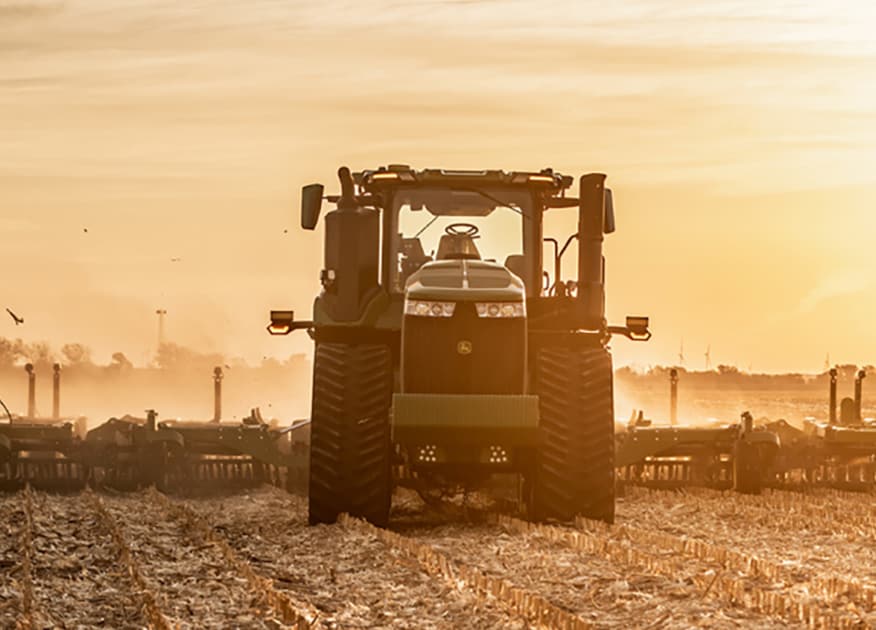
[308,342,393,527]
[533,346,615,523]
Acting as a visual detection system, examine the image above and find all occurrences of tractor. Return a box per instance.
[269,165,650,526]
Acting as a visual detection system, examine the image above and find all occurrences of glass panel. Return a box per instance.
[388,187,532,293]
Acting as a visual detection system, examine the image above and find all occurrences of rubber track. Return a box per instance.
[535,347,615,522]
[310,343,392,526]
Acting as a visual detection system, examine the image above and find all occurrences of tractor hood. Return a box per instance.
[405,259,525,302]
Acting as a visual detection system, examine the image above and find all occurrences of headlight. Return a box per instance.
[405,300,456,317]
[475,302,525,318]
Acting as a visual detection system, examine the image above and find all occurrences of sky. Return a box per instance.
[1,0,875,372]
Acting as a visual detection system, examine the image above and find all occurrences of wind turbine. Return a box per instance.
[704,345,712,371]
[678,339,685,367]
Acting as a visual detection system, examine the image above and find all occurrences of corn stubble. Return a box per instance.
[1,486,873,628]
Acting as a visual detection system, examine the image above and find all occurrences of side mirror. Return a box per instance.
[604,188,616,234]
[301,183,324,230]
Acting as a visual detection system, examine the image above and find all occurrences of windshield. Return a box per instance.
[387,187,534,293]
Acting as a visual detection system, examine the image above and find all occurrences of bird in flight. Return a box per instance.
[170,257,182,262]
[5,308,23,325]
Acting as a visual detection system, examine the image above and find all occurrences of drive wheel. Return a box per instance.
[532,345,615,523]
[309,342,393,527]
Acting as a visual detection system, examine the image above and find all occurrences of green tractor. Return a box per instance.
[270,165,649,526]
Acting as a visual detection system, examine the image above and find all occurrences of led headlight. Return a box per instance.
[405,300,456,317]
[475,302,525,318]
[416,444,439,463]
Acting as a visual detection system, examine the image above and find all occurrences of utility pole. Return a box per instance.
[155,309,167,348]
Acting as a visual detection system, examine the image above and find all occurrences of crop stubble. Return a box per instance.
[177,487,526,629]
[0,486,873,629]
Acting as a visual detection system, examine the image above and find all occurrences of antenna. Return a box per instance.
[704,345,712,371]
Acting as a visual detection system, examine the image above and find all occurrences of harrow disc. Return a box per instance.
[0,454,86,491]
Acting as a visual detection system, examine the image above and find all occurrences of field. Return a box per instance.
[1,485,873,629]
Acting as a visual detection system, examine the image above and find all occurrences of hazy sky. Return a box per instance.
[2,0,875,372]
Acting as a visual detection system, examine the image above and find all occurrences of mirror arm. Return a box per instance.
[607,325,652,342]
[544,197,579,209]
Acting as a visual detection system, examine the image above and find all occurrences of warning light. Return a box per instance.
[267,310,295,335]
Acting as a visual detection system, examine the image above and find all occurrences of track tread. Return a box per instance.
[309,343,393,526]
[534,346,615,523]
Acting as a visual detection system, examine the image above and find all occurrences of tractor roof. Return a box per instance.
[353,165,574,195]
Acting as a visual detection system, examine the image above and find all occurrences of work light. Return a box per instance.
[404,300,456,317]
[475,302,525,318]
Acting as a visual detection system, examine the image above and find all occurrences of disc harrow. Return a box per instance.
[765,368,876,492]
[83,409,309,492]
[0,366,309,493]
[617,367,876,494]
[615,410,780,494]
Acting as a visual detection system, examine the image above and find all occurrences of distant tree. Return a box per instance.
[109,352,133,373]
[155,342,223,372]
[23,341,53,366]
[260,356,282,370]
[0,337,25,368]
[61,343,91,366]
[836,364,859,380]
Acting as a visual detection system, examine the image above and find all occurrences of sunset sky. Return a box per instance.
[2,0,875,372]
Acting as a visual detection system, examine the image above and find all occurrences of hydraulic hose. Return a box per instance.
[0,397,12,423]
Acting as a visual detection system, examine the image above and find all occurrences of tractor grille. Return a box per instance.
[402,302,525,394]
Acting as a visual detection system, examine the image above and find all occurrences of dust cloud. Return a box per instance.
[614,364,875,427]
[0,337,310,428]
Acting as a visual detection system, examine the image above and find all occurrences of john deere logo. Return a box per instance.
[457,340,473,355]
